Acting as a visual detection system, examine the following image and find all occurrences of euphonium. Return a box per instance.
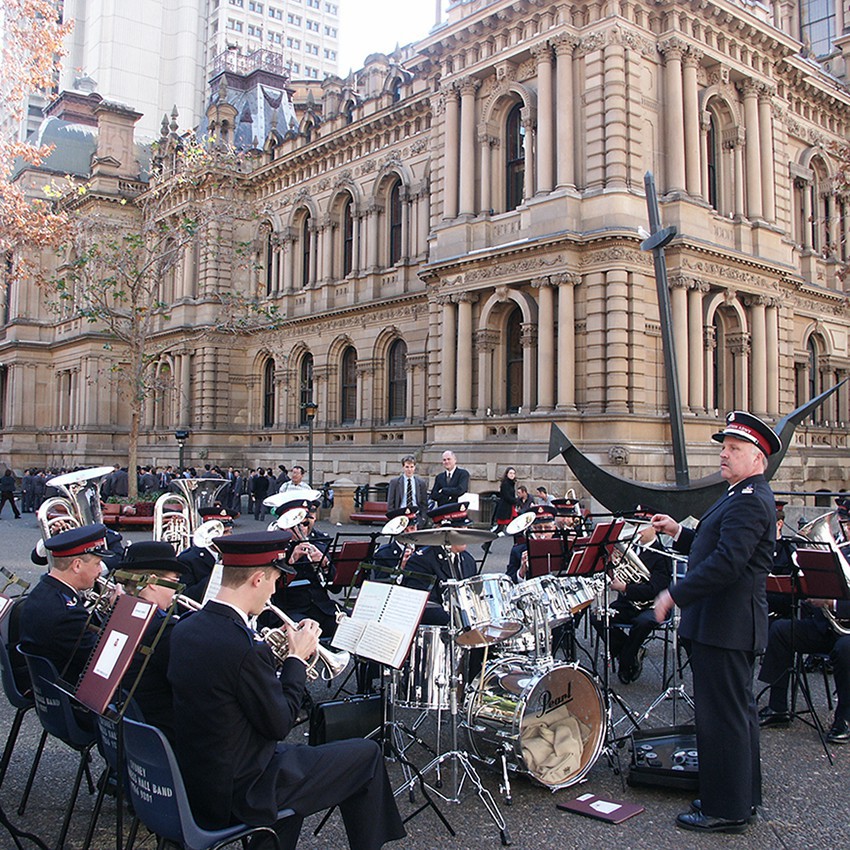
[261,601,350,680]
[37,466,114,539]
[154,477,229,552]
[797,511,850,635]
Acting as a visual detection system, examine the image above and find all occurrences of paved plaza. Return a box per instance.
[0,512,845,849]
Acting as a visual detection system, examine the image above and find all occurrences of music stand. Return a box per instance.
[527,537,568,578]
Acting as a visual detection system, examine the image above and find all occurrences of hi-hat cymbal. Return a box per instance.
[405,527,497,546]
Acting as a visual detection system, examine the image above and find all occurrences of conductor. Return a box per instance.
[652,411,780,835]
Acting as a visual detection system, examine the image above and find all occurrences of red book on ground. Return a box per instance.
[557,793,644,824]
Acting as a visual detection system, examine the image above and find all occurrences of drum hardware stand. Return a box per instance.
[394,593,512,846]
[635,552,694,727]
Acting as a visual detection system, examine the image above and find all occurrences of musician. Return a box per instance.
[592,507,673,684]
[386,456,427,525]
[18,523,111,684]
[506,504,557,582]
[429,450,470,507]
[371,506,419,578]
[653,411,780,835]
[31,525,125,572]
[403,502,477,626]
[177,506,234,602]
[167,531,405,850]
[767,500,796,620]
[272,497,338,636]
[119,540,187,742]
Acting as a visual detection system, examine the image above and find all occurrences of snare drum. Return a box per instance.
[512,575,574,628]
[394,626,456,710]
[443,574,523,648]
[464,658,605,789]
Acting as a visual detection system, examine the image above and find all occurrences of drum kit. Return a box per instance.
[385,518,614,842]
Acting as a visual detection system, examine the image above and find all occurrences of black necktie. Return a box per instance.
[405,476,413,508]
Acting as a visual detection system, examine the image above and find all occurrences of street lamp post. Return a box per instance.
[175,428,190,474]
[302,401,318,487]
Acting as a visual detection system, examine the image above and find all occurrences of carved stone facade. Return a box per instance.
[3,0,850,498]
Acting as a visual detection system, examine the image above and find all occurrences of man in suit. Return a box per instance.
[429,450,470,507]
[386,455,428,525]
[653,411,780,835]
[167,530,405,850]
[18,523,111,684]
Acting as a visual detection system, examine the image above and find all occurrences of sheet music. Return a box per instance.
[355,621,406,667]
[331,616,367,653]
[203,564,223,604]
[349,581,388,623]
[377,585,428,634]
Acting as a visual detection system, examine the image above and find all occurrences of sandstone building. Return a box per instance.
[3,0,850,503]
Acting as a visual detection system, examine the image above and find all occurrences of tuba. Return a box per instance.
[37,466,114,539]
[154,477,229,552]
[797,511,850,635]
[261,602,350,680]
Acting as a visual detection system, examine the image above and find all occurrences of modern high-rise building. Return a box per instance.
[2,0,340,141]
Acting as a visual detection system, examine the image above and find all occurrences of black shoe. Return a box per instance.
[758,706,791,727]
[827,718,850,744]
[676,811,748,834]
[691,800,757,821]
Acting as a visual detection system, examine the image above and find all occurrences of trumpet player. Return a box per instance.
[18,523,112,685]
[591,506,673,684]
[167,530,405,850]
[371,506,419,578]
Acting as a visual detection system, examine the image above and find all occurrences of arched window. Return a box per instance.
[343,101,355,125]
[390,78,402,103]
[505,103,525,212]
[342,196,354,276]
[300,213,312,287]
[506,308,523,412]
[265,229,274,296]
[263,359,275,428]
[811,158,830,256]
[304,122,313,144]
[706,114,719,212]
[387,340,407,422]
[388,179,402,266]
[299,354,314,425]
[340,346,357,423]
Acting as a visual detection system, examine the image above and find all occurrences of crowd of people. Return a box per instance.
[4,415,849,845]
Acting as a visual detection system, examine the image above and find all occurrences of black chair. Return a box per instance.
[0,635,48,808]
[19,648,97,849]
[122,716,296,850]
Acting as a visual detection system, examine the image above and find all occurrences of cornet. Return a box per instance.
[261,602,350,680]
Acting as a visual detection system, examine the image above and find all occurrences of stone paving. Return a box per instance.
[0,512,845,849]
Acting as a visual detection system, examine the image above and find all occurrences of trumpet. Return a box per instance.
[261,601,350,681]
[174,593,203,612]
[81,575,121,616]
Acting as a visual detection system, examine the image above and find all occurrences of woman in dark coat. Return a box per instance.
[491,467,518,532]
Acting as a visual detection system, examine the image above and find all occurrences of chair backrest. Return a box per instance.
[0,632,32,710]
[333,540,374,587]
[18,648,95,748]
[121,717,196,847]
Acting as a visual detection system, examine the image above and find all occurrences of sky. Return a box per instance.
[338,0,445,74]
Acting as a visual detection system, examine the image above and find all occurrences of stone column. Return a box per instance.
[659,37,686,193]
[553,34,577,188]
[456,292,477,414]
[442,85,460,219]
[417,190,430,259]
[605,268,630,412]
[725,129,746,218]
[758,85,776,221]
[479,128,495,213]
[309,222,319,284]
[351,213,361,273]
[766,299,780,414]
[670,277,690,404]
[699,112,710,203]
[320,216,333,282]
[520,322,538,412]
[532,41,554,194]
[521,105,537,202]
[603,31,627,189]
[799,178,813,250]
[459,78,479,216]
[731,333,751,409]
[400,186,411,262]
[181,245,195,298]
[366,202,379,270]
[741,80,763,220]
[554,273,578,410]
[474,329,499,416]
[281,233,294,292]
[747,297,767,415]
[683,49,702,196]
[688,281,707,412]
[532,277,555,410]
[407,352,427,422]
[439,296,457,414]
[179,350,192,426]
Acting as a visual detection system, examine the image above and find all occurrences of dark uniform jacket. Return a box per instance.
[371,539,407,578]
[272,529,337,629]
[613,540,672,615]
[429,467,470,506]
[177,545,218,602]
[671,474,775,652]
[18,574,98,684]
[168,601,307,829]
[403,545,477,606]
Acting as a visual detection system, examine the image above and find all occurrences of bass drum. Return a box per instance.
[464,658,605,789]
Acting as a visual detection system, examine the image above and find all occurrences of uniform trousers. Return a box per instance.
[690,641,761,821]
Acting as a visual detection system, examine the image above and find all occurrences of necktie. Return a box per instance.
[405,476,413,508]
[451,552,461,579]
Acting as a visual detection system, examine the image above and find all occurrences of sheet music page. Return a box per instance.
[350,581,391,623]
[380,585,428,633]
[331,617,367,653]
[203,564,223,605]
[356,620,406,667]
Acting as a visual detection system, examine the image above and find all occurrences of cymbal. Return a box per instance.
[405,527,497,546]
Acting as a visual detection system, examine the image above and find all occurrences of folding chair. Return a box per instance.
[122,716,296,850]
